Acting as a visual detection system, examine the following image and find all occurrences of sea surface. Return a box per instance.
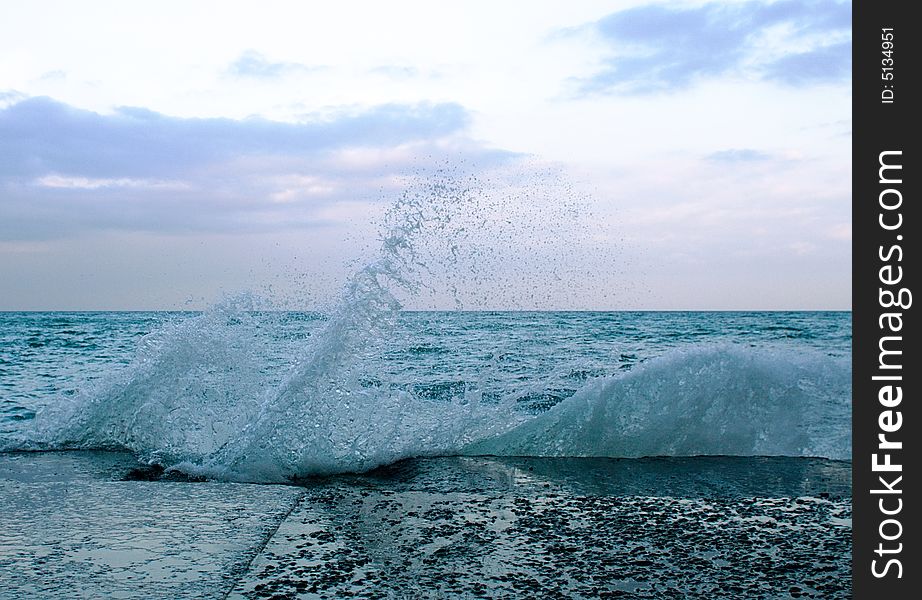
[0,310,851,481]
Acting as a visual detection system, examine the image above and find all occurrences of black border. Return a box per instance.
[853,1,917,596]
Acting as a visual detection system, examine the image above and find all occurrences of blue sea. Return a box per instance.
[0,309,851,481]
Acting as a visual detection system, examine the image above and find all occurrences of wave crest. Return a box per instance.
[464,346,850,461]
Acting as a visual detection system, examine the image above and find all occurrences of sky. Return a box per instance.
[0,0,851,310]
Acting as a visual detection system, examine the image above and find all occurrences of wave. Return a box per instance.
[8,339,851,482]
[7,170,851,481]
[463,345,850,461]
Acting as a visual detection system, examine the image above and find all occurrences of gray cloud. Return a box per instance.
[227,50,324,78]
[0,97,471,179]
[0,97,513,241]
[576,0,851,95]
[761,41,851,86]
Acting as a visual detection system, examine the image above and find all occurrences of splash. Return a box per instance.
[17,167,851,481]
[25,168,526,481]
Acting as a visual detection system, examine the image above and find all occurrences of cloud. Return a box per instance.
[34,175,189,190]
[761,40,851,86]
[575,0,851,94]
[0,97,471,179]
[705,148,772,162]
[38,70,67,81]
[368,65,443,80]
[369,65,421,79]
[0,89,26,108]
[0,97,512,241]
[227,50,324,78]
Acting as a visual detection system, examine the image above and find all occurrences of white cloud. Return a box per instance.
[35,175,189,190]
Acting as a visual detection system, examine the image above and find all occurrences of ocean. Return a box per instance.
[1,309,851,479]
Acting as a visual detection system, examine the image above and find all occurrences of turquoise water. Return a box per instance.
[0,310,851,480]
